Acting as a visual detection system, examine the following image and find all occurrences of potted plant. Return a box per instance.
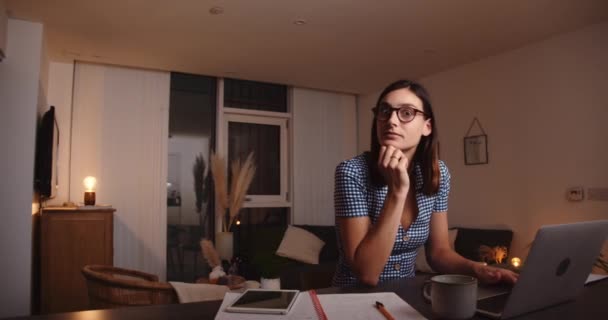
[252,251,290,289]
[210,152,256,261]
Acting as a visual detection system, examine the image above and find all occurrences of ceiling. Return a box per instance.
[6,0,608,94]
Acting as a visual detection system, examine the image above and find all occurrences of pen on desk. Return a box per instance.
[309,290,328,320]
[375,301,396,320]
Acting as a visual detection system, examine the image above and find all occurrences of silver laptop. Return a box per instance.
[476,220,608,319]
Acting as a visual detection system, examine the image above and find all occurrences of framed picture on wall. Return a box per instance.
[464,134,488,165]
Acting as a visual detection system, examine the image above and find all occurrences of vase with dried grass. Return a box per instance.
[210,151,256,261]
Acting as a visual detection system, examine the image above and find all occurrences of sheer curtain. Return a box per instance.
[292,88,357,225]
[70,62,170,279]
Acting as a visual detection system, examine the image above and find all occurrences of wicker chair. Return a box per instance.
[82,265,178,309]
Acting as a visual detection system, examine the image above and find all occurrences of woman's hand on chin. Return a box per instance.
[377,145,409,196]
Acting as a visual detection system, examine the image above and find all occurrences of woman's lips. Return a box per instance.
[382,132,402,139]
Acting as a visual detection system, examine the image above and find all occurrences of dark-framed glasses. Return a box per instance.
[372,103,429,123]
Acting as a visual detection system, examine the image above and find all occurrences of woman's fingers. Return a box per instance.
[378,146,387,167]
[382,146,397,167]
[476,265,518,285]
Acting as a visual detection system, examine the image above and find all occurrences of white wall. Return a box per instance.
[0,18,43,318]
[358,21,608,258]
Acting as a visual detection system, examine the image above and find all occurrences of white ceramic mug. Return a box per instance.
[423,274,478,319]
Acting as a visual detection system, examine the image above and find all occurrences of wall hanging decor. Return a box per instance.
[464,117,488,165]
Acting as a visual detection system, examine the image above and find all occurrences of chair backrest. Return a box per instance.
[82,265,178,309]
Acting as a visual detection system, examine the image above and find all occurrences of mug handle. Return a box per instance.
[422,280,432,302]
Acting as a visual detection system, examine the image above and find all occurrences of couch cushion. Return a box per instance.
[295,225,338,262]
[276,226,326,264]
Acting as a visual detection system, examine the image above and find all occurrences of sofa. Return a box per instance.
[233,224,512,289]
[233,224,338,290]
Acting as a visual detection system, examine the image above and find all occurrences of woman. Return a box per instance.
[333,79,518,287]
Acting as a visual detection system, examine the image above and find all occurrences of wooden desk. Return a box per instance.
[10,275,608,319]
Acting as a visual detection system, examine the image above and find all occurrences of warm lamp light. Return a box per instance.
[83,176,97,206]
[511,257,522,268]
[236,220,241,226]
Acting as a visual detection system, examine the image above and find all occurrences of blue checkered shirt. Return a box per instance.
[332,152,450,287]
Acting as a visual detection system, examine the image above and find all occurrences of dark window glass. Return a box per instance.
[224,78,287,112]
[167,72,217,282]
[228,122,281,195]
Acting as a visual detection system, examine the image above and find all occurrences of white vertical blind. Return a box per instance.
[292,88,357,226]
[70,63,170,279]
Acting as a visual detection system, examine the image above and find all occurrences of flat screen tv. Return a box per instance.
[34,106,59,199]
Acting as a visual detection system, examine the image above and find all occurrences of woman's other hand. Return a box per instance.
[473,263,519,285]
[377,145,409,195]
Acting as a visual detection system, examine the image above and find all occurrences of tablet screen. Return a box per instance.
[226,289,299,314]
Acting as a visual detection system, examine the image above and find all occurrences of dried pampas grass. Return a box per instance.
[228,152,256,231]
[210,151,256,232]
[200,239,221,268]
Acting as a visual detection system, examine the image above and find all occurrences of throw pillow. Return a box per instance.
[415,228,458,273]
[276,226,326,265]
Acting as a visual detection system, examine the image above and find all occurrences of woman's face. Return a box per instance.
[375,88,432,154]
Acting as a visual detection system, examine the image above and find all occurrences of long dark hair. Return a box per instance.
[369,79,440,195]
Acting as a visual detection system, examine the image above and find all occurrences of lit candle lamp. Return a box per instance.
[511,257,522,268]
[83,176,97,206]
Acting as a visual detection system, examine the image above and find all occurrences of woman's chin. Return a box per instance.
[379,139,404,149]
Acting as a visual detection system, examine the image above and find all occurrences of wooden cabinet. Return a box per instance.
[40,208,114,314]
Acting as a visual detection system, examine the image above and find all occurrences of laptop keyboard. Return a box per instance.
[477,293,510,314]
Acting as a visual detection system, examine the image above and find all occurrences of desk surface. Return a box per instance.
[8,276,608,320]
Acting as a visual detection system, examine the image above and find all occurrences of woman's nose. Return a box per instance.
[387,109,400,124]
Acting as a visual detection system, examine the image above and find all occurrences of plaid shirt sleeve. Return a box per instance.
[433,160,450,212]
[334,160,369,218]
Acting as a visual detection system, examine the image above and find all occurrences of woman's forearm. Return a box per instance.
[349,191,406,285]
[428,247,478,276]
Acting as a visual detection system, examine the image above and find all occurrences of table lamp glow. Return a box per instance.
[511,257,522,268]
[83,176,97,206]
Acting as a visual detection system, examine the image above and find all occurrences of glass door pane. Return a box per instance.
[167,72,216,282]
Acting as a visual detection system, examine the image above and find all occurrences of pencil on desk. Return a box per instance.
[309,290,328,320]
[375,301,396,320]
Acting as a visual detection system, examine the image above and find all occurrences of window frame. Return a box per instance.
[221,111,290,208]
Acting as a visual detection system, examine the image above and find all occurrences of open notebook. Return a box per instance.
[215,291,425,320]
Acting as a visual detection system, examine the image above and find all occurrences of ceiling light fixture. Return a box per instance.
[293,19,307,26]
[209,6,224,15]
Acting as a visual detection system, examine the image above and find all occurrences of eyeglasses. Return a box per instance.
[372,103,429,123]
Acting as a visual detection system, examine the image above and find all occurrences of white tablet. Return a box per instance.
[225,289,300,315]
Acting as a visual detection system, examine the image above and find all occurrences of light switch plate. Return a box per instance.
[566,187,584,201]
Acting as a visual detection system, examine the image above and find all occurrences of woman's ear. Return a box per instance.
[422,119,432,137]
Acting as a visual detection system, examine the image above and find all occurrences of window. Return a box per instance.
[220,79,290,208]
[222,114,289,206]
[224,78,288,113]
